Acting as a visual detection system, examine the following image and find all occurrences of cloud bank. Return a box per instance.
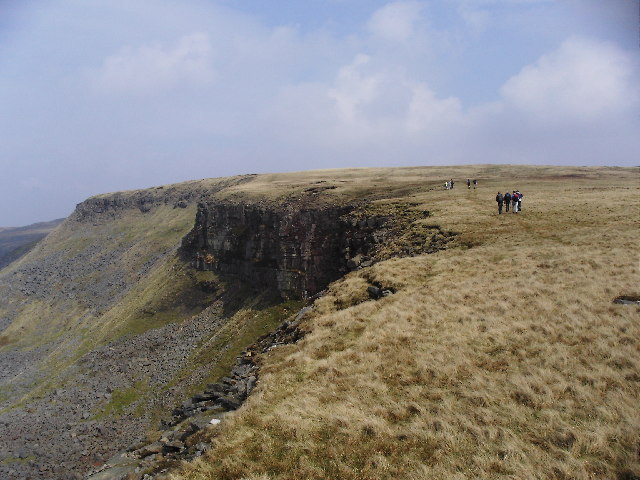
[92,33,215,94]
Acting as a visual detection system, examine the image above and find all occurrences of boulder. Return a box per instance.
[188,416,213,432]
[205,383,225,395]
[192,392,217,403]
[135,442,163,458]
[217,395,241,410]
[367,286,382,299]
[246,376,257,394]
[162,441,184,454]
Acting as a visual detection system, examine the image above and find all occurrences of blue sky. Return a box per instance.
[0,0,638,225]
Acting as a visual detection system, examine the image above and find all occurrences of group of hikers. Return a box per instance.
[443,178,478,190]
[442,178,522,215]
[495,191,523,214]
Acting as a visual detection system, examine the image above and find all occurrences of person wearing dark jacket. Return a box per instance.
[516,190,523,211]
[504,191,511,212]
[496,192,504,214]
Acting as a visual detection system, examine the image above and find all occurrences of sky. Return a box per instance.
[0,0,638,226]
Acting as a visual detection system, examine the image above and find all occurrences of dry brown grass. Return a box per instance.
[168,165,639,480]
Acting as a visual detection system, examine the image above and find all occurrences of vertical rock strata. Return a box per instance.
[182,202,391,299]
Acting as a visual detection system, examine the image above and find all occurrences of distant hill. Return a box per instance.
[0,218,64,269]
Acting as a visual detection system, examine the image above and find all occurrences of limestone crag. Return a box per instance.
[72,175,255,223]
[182,202,392,299]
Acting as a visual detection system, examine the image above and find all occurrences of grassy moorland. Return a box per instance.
[170,165,639,480]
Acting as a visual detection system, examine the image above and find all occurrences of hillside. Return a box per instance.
[0,165,638,480]
[0,218,64,269]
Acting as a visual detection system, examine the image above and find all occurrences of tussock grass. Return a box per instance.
[170,166,639,480]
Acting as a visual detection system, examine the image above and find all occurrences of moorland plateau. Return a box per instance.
[0,165,638,480]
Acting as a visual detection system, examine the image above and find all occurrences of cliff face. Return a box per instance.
[0,180,247,479]
[181,202,392,299]
[0,169,453,479]
[71,174,256,223]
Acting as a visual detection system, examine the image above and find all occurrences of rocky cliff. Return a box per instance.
[0,169,453,479]
[181,202,393,299]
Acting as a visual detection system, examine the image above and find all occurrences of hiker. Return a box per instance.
[504,191,511,212]
[450,179,454,189]
[473,179,477,189]
[444,181,448,190]
[496,192,504,214]
[512,191,519,213]
[516,190,523,211]
[467,179,471,189]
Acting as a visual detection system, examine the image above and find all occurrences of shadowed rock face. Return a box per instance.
[182,202,391,299]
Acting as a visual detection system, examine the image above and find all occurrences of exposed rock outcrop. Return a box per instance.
[181,201,452,299]
[182,203,376,298]
[71,175,255,223]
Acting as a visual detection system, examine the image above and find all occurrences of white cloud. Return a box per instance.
[367,1,425,43]
[456,3,490,32]
[405,84,463,134]
[501,37,639,122]
[91,33,215,94]
[268,53,463,153]
[264,34,639,167]
[328,54,380,127]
